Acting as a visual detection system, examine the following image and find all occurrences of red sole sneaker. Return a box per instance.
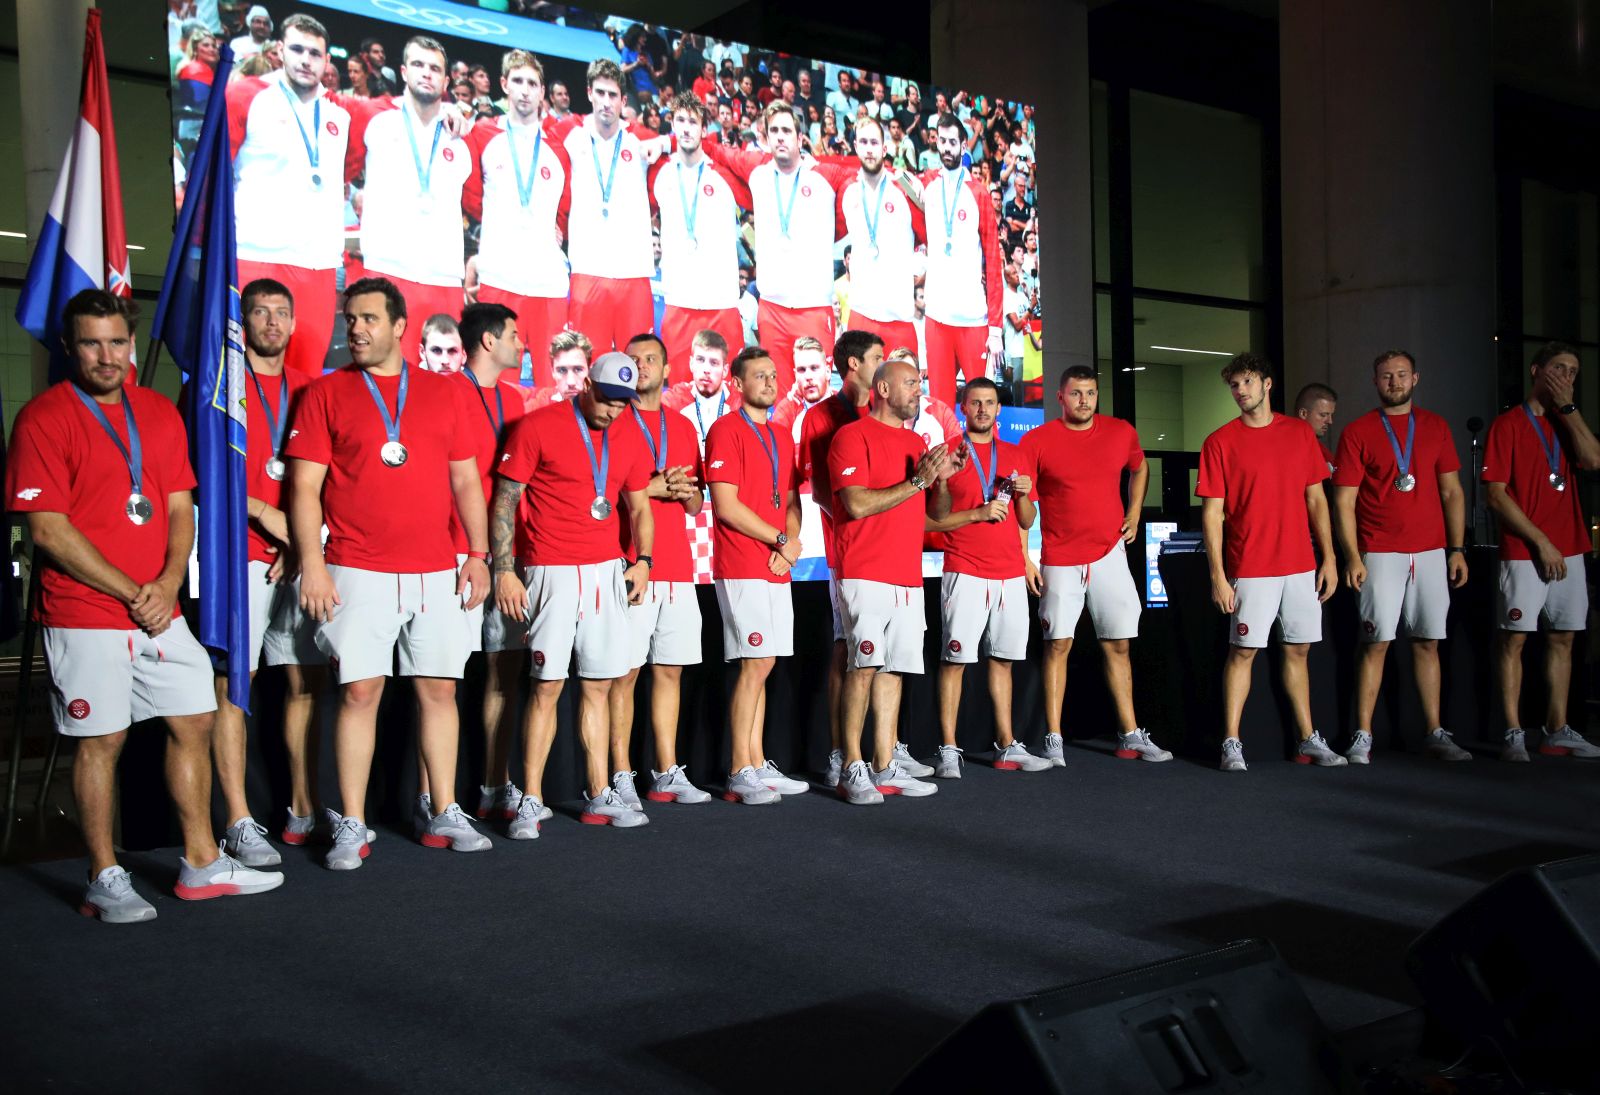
[579,813,613,825]
[1293,755,1313,764]
[877,785,903,795]
[646,791,679,802]
[78,904,99,918]
[419,833,453,848]
[1538,746,1572,756]
[280,830,308,845]
[174,882,243,901]
[1114,748,1139,759]
[994,761,1020,770]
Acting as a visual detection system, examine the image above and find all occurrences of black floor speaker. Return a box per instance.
[894,939,1346,1093]
[1406,852,1600,1089]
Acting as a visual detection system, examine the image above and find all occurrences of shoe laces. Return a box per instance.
[758,760,782,777]
[1353,731,1372,744]
[98,867,135,897]
[515,794,541,821]
[1223,738,1243,755]
[1506,728,1526,745]
[1045,732,1063,749]
[208,844,244,878]
[233,818,269,845]
[332,816,366,845]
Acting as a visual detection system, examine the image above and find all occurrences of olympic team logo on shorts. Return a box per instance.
[1039,618,1049,632]
[859,639,875,655]
[326,120,339,136]
[748,632,763,648]
[540,165,551,180]
[1508,608,1523,622]
[1236,622,1249,637]
[1363,620,1376,635]
[947,639,961,654]
[532,650,546,667]
[67,698,91,720]
[442,147,455,162]
[703,183,715,197]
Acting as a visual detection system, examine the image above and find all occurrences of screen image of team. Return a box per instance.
[12,18,1598,922]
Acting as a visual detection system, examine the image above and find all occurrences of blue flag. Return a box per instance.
[152,45,251,713]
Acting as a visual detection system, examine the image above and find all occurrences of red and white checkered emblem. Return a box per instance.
[947,639,961,654]
[532,650,546,667]
[67,698,90,720]
[1363,620,1376,635]
[442,147,455,162]
[1040,618,1049,632]
[859,639,875,655]
[540,165,551,179]
[749,632,764,648]
[1236,622,1249,637]
[326,121,339,136]
[1508,608,1523,622]
[703,183,715,196]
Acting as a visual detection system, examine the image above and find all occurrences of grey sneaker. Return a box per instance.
[723,765,781,805]
[1220,738,1248,772]
[1345,731,1373,765]
[872,761,939,797]
[824,749,844,788]
[1042,732,1066,767]
[324,812,370,870]
[412,792,432,839]
[508,793,542,840]
[581,787,650,827]
[80,866,157,924]
[648,765,712,804]
[223,816,283,868]
[935,744,963,779]
[611,770,644,812]
[1501,728,1530,763]
[837,760,884,805]
[421,802,492,852]
[176,845,285,900]
[281,809,317,846]
[1297,732,1348,767]
[1540,725,1600,759]
[993,740,1053,772]
[527,796,553,823]
[1116,729,1173,763]
[756,760,809,796]
[892,742,935,778]
[476,781,523,821]
[1426,728,1473,761]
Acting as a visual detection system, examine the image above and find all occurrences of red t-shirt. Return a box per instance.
[829,415,929,586]
[246,367,312,564]
[1319,440,1337,477]
[449,371,526,554]
[1196,414,1326,579]
[7,382,196,629]
[498,400,652,567]
[942,437,1026,579]
[705,411,796,583]
[1019,415,1144,567]
[1331,407,1460,555]
[283,364,475,573]
[1482,405,1591,561]
[799,393,871,567]
[612,406,703,582]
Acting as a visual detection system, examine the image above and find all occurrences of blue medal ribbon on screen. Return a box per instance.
[573,397,611,499]
[1379,410,1415,482]
[740,408,781,504]
[73,384,143,496]
[694,390,725,439]
[1522,402,1562,478]
[461,370,505,435]
[676,161,704,244]
[506,119,543,209]
[775,166,802,237]
[247,366,290,460]
[361,361,408,446]
[940,167,966,253]
[591,128,623,214]
[631,406,668,472]
[862,174,886,254]
[965,438,998,501]
[278,79,320,175]
[402,106,443,195]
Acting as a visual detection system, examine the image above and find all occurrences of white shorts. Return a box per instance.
[1039,542,1142,641]
[1499,557,1589,632]
[525,560,632,680]
[1230,570,1322,648]
[459,554,485,655]
[1359,549,1449,642]
[838,578,926,674]
[481,600,529,656]
[261,572,330,668]
[940,572,1029,662]
[627,580,704,667]
[715,579,794,660]
[44,617,218,737]
[316,565,472,681]
[829,575,844,643]
[248,559,275,670]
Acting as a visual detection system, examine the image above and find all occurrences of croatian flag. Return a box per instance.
[14,9,132,382]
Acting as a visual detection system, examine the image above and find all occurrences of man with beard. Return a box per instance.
[1020,366,1168,768]
[521,330,592,412]
[1198,353,1343,772]
[228,13,350,376]
[1331,351,1470,764]
[285,278,494,868]
[462,51,572,391]
[706,346,809,804]
[829,355,959,803]
[770,336,832,445]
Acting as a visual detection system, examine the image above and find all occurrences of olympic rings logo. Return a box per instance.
[369,0,511,37]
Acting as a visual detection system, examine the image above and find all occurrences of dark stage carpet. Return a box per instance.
[4,741,1599,1093]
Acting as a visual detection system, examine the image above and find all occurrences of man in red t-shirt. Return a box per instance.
[1197,353,1341,772]
[927,378,1050,777]
[7,290,281,921]
[1295,382,1339,476]
[1332,350,1470,764]
[1483,341,1600,760]
[707,346,810,804]
[829,355,959,803]
[492,352,655,829]
[285,277,494,869]
[1020,365,1169,768]
[608,333,713,809]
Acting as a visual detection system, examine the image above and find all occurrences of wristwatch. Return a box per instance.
[774,532,789,548]
[909,475,929,492]
[636,554,654,569]
[1558,402,1578,415]
[1446,546,1466,555]
[465,550,490,562]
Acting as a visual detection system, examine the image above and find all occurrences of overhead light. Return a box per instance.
[0,230,26,238]
[1150,344,1231,356]
[1120,366,1146,372]
[126,244,145,251]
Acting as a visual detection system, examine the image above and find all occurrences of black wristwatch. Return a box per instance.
[636,554,653,569]
[1558,402,1579,416]
[1446,546,1465,555]
[774,532,789,548]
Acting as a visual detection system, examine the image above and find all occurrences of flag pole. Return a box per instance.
[138,337,166,390]
[1,556,44,858]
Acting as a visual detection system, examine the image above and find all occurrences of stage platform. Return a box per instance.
[4,739,1598,1093]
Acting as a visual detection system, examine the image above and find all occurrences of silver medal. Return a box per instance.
[1550,472,1567,492]
[380,441,408,467]
[590,496,612,520]
[944,242,952,256]
[1394,473,1415,493]
[310,172,322,188]
[125,492,154,526]
[265,457,286,481]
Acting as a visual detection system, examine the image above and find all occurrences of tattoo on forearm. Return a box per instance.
[491,478,523,573]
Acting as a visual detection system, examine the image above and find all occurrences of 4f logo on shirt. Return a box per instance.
[710,459,725,469]
[14,488,41,500]
[841,466,858,476]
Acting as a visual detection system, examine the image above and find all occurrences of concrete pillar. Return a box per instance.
[931,0,1092,418]
[1280,0,1496,460]
[16,0,93,395]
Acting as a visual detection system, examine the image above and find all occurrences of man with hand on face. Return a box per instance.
[285,278,494,869]
[1021,366,1165,766]
[1332,351,1470,764]
[926,378,1048,777]
[1484,341,1600,761]
[707,346,810,803]
[676,329,736,452]
[1198,353,1342,773]
[492,352,656,831]
[829,355,960,803]
[8,290,283,921]
[418,313,464,375]
[608,333,713,809]
[461,50,572,391]
[769,336,833,445]
[521,329,592,412]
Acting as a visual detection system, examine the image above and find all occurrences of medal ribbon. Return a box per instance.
[940,167,966,251]
[461,371,504,435]
[693,390,726,440]
[591,127,624,211]
[965,438,999,501]
[861,173,887,254]
[740,409,781,505]
[247,366,290,461]
[774,165,803,237]
[572,397,611,502]
[1522,403,1563,480]
[278,78,320,173]
[361,362,409,448]
[631,406,668,472]
[506,118,543,209]
[676,161,704,244]
[72,384,143,497]
[402,105,444,194]
[1378,410,1415,484]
